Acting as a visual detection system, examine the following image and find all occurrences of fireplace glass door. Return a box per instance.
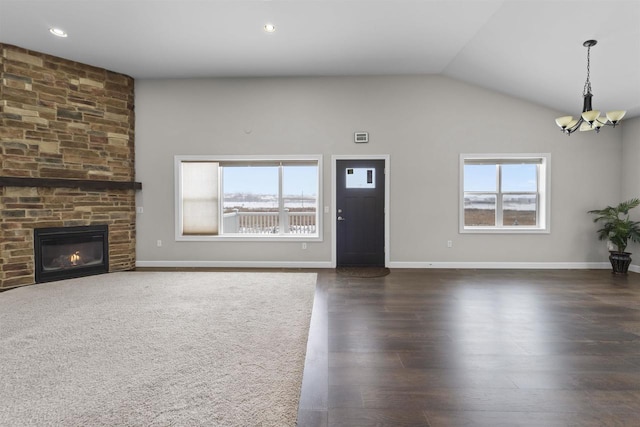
[34,225,109,283]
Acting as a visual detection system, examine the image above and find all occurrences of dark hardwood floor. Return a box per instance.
[297,269,640,427]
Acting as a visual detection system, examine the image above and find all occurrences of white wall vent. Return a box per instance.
[354,132,369,143]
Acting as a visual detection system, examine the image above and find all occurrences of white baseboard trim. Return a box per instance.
[135,260,333,269]
[388,261,612,270]
[137,260,619,270]
[629,264,640,273]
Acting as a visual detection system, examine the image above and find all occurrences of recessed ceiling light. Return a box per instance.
[49,28,68,38]
[264,23,276,33]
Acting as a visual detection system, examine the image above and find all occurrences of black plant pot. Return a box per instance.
[609,251,632,275]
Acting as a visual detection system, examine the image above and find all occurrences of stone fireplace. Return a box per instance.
[0,44,139,289]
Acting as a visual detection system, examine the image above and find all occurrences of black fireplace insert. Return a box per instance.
[34,225,109,283]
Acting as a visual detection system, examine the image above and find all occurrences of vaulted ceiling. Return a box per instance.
[1,0,639,117]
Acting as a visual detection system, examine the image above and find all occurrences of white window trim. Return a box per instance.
[175,154,323,242]
[459,153,550,234]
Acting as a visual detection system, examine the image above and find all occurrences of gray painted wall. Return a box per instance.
[622,117,640,200]
[134,75,623,267]
[621,116,640,259]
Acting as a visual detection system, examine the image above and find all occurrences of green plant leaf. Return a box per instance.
[588,198,640,252]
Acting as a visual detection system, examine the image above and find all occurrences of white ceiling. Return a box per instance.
[1,0,639,117]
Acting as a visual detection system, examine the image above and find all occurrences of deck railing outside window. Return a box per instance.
[222,209,316,234]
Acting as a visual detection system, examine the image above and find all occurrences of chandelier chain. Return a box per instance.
[583,45,592,96]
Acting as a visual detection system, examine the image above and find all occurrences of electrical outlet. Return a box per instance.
[157,240,162,247]
[136,207,144,214]
[447,240,452,248]
[302,242,307,250]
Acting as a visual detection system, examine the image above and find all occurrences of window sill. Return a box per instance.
[460,227,549,234]
[176,234,323,242]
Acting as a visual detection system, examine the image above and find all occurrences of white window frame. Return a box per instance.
[459,153,550,234]
[175,154,323,242]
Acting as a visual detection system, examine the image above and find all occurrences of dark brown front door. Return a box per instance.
[336,159,385,267]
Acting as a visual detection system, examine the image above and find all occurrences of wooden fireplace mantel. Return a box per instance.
[0,176,142,191]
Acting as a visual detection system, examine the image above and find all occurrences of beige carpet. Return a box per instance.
[0,271,317,426]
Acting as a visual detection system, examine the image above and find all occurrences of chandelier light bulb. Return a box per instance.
[555,116,574,129]
[606,110,626,124]
[593,119,606,130]
[581,110,600,124]
[579,122,595,132]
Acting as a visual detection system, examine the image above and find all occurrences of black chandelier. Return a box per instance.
[555,40,626,135]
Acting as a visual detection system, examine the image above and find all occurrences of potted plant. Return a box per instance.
[588,198,640,274]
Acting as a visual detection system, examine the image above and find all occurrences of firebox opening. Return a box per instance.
[34,225,109,283]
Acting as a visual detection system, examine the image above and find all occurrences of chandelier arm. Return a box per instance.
[564,117,584,135]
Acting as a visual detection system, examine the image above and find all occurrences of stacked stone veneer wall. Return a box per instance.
[0,44,136,289]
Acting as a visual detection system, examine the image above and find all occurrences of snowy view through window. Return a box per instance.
[223,165,317,211]
[222,164,318,234]
[464,163,538,227]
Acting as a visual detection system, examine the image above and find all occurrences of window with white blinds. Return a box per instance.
[176,155,322,241]
[181,161,219,235]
